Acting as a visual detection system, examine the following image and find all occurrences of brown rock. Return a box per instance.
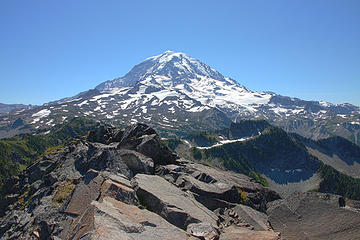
[64,169,103,216]
[98,178,138,205]
[91,196,197,240]
[220,226,281,240]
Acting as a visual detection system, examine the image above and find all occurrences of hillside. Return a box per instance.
[0,118,97,189]
[166,120,360,199]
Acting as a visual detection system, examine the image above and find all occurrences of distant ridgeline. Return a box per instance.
[164,120,360,200]
[1,117,360,201]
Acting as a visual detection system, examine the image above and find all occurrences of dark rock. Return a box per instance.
[10,118,24,129]
[110,128,124,143]
[87,125,117,144]
[87,123,177,167]
[73,142,132,178]
[135,134,178,165]
[26,159,57,183]
[121,123,157,143]
[118,149,154,175]
[339,196,345,207]
[117,123,178,166]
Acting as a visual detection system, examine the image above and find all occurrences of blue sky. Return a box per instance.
[0,0,359,106]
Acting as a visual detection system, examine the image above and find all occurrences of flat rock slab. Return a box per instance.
[158,161,280,212]
[92,196,197,240]
[233,204,271,231]
[220,226,281,240]
[131,174,218,230]
[267,192,360,240]
[64,169,103,216]
[98,179,138,205]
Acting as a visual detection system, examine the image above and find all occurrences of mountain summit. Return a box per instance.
[96,50,226,91]
[0,51,359,143]
[96,51,273,118]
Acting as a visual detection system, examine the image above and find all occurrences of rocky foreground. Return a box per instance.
[0,123,359,239]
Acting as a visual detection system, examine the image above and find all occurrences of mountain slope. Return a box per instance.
[0,51,359,144]
[167,120,360,199]
[0,118,98,189]
[294,134,360,178]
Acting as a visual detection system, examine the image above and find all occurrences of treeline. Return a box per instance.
[318,164,360,200]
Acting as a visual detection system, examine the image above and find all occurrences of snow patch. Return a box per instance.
[31,109,51,124]
[77,100,88,107]
[197,136,257,150]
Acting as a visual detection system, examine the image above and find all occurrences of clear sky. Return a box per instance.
[0,0,359,106]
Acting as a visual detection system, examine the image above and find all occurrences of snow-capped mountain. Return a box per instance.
[0,51,359,143]
[96,50,275,119]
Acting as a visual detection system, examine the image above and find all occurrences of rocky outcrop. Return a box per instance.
[131,174,219,230]
[91,197,197,240]
[6,123,352,239]
[267,192,360,240]
[157,160,281,212]
[0,123,178,239]
[87,123,178,166]
[232,204,272,231]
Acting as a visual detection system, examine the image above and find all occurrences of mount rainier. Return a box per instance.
[0,50,359,143]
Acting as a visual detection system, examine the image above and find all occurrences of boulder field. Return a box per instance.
[0,123,359,239]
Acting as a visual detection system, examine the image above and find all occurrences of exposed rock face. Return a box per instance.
[0,123,178,239]
[131,174,219,230]
[2,123,357,239]
[267,192,360,240]
[157,161,281,212]
[91,197,197,240]
[232,204,272,231]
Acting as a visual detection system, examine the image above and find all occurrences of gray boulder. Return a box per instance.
[232,204,272,231]
[131,174,219,230]
[117,149,154,175]
[91,196,197,240]
[187,222,219,240]
[157,161,281,212]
